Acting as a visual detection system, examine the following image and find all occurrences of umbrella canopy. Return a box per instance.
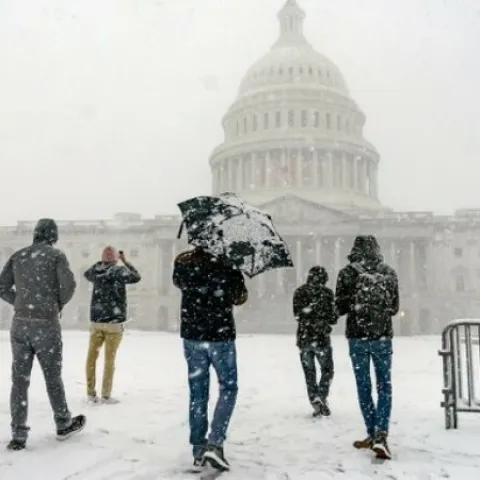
[177,193,294,278]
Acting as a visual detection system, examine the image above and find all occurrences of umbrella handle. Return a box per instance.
[177,221,184,239]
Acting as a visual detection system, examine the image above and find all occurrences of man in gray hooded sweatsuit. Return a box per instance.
[0,218,86,451]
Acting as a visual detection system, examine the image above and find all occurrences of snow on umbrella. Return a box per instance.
[177,192,294,278]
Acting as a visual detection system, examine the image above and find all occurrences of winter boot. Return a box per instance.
[87,395,100,404]
[353,436,374,450]
[56,414,87,441]
[6,439,26,451]
[101,396,120,405]
[372,431,392,460]
[204,445,230,471]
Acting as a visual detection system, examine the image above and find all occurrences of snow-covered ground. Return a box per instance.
[0,331,479,479]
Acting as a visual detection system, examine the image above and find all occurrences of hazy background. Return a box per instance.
[0,0,479,225]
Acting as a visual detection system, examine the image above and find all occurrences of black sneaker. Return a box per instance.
[191,457,206,473]
[6,439,26,451]
[56,414,86,441]
[372,431,392,460]
[204,445,230,471]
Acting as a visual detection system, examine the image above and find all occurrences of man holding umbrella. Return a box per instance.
[173,247,248,472]
[174,193,293,472]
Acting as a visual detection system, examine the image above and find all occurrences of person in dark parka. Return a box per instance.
[173,246,248,473]
[0,218,86,451]
[293,266,337,417]
[335,235,399,460]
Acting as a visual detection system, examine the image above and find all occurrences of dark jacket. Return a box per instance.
[0,218,76,320]
[84,261,141,323]
[173,248,248,342]
[335,235,400,339]
[293,266,337,348]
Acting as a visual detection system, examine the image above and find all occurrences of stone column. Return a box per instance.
[250,152,256,190]
[334,238,341,278]
[328,152,334,188]
[211,165,217,194]
[353,156,358,191]
[409,240,416,290]
[156,241,163,292]
[341,153,347,189]
[296,150,302,188]
[296,238,303,285]
[315,238,322,264]
[170,241,178,293]
[313,149,319,187]
[389,241,397,270]
[227,159,235,193]
[363,160,369,195]
[238,157,244,191]
[265,150,271,189]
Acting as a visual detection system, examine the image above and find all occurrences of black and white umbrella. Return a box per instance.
[177,193,294,278]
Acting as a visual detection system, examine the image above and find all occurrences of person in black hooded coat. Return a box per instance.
[335,235,399,460]
[293,266,337,417]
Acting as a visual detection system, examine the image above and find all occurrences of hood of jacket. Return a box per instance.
[33,218,59,245]
[347,235,383,267]
[306,265,328,289]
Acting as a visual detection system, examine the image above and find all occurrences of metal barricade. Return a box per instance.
[439,319,480,429]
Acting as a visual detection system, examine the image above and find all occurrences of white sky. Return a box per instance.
[0,0,479,224]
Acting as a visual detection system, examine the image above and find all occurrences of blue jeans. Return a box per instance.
[348,339,392,437]
[183,340,238,458]
[299,343,334,404]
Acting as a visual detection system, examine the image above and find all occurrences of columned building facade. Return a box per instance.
[1,0,480,335]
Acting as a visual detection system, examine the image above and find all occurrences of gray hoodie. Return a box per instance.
[0,218,76,320]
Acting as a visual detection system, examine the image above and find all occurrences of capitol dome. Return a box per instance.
[210,0,383,212]
[238,1,348,98]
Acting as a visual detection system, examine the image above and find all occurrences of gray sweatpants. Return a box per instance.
[10,317,72,441]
